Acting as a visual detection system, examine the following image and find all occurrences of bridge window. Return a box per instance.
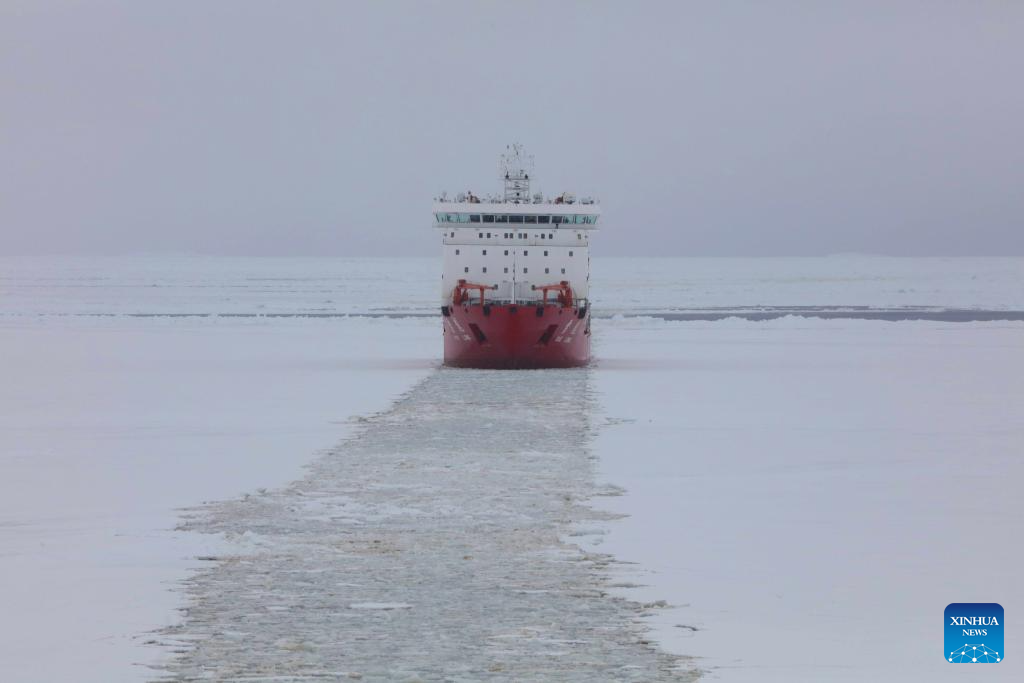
[509,215,524,223]
[538,215,550,224]
[496,214,508,223]
[435,213,444,222]
[470,215,481,223]
[483,215,495,223]
[525,215,537,224]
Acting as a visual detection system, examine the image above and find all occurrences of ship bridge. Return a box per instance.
[434,145,599,306]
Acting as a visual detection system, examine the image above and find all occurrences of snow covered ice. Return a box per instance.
[1,256,1022,681]
[155,368,690,681]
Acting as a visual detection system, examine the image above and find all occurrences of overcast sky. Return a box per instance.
[2,1,1022,257]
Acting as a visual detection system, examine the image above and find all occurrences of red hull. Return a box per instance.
[442,303,591,369]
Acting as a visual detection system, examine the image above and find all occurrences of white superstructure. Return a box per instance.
[433,145,600,305]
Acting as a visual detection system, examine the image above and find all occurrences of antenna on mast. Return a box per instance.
[499,143,534,203]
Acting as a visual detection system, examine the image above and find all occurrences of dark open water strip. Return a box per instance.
[8,308,1024,322]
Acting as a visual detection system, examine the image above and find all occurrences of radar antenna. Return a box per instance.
[499,143,534,203]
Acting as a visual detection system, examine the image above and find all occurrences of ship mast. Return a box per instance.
[499,143,534,203]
